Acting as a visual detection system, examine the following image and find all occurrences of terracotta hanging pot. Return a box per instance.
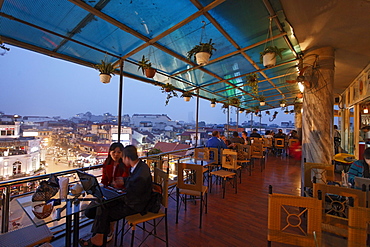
[297,92,303,98]
[262,52,276,67]
[183,96,191,102]
[195,52,211,66]
[99,74,112,84]
[145,68,156,78]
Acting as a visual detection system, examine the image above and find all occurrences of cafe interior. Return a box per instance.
[1,0,370,246]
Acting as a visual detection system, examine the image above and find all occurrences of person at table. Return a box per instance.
[264,130,273,138]
[206,131,227,149]
[249,128,262,138]
[79,145,152,247]
[229,131,244,144]
[274,129,286,138]
[348,147,370,187]
[241,131,249,145]
[101,142,130,189]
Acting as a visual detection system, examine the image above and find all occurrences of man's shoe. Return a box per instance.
[107,231,114,242]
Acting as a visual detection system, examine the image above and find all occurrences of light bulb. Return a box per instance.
[364,108,369,114]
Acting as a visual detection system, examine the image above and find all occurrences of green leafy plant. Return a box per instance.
[181,91,193,98]
[221,102,229,113]
[247,73,259,95]
[228,97,241,107]
[137,55,152,75]
[186,39,216,61]
[210,98,217,104]
[258,95,265,102]
[279,99,286,107]
[260,46,286,63]
[161,83,178,106]
[95,60,116,75]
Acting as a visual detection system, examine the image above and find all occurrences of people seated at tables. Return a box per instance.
[274,129,286,138]
[241,131,249,145]
[79,145,152,247]
[229,131,244,144]
[206,131,227,161]
[348,147,370,187]
[206,131,227,149]
[264,130,273,138]
[220,135,227,145]
[249,128,262,138]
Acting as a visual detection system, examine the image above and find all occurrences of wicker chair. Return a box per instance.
[312,183,366,238]
[176,163,208,228]
[348,206,370,247]
[250,143,265,172]
[209,149,238,198]
[267,186,322,247]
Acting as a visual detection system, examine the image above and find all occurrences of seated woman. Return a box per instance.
[84,142,130,242]
[348,147,370,186]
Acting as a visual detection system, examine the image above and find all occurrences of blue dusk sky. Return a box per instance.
[0,45,294,125]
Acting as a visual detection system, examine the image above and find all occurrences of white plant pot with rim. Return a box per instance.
[195,52,211,66]
[183,96,191,102]
[99,74,112,84]
[262,52,276,67]
[210,103,216,108]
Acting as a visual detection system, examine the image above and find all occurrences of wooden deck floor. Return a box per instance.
[53,155,345,247]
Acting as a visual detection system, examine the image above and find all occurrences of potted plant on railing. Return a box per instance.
[260,46,286,68]
[95,60,116,84]
[246,73,259,95]
[210,98,217,108]
[181,91,193,102]
[137,55,156,78]
[258,95,266,106]
[161,83,178,106]
[187,39,216,66]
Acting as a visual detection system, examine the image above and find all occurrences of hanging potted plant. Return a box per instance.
[221,102,229,113]
[260,46,286,68]
[210,98,217,108]
[258,95,266,106]
[187,39,216,66]
[239,108,244,114]
[161,83,178,106]
[279,99,286,107]
[137,55,156,78]
[246,73,259,95]
[181,91,193,102]
[95,60,116,84]
[228,97,241,108]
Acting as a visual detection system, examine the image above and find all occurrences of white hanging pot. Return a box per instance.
[195,52,211,66]
[260,101,266,106]
[263,52,276,67]
[183,96,191,102]
[210,103,216,108]
[99,74,112,84]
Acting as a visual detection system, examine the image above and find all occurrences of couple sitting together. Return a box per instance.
[79,144,152,247]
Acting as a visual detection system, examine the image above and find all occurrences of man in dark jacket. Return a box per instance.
[80,145,152,246]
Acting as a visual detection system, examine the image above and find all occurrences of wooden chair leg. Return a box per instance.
[176,188,179,224]
[199,193,203,228]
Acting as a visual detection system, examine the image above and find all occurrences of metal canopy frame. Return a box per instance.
[0,0,302,111]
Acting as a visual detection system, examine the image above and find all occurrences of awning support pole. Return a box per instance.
[118,59,123,143]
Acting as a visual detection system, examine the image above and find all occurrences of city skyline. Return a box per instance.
[1,45,294,125]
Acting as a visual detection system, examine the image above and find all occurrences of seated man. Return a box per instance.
[274,129,286,138]
[79,145,152,247]
[348,147,370,187]
[249,128,262,138]
[229,131,244,144]
[206,131,227,161]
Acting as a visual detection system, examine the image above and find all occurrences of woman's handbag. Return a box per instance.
[32,175,60,202]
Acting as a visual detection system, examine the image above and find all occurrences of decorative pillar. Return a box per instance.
[294,102,302,140]
[301,47,335,165]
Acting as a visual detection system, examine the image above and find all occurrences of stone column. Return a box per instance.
[301,47,335,165]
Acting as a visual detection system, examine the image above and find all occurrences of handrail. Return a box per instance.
[0,146,200,233]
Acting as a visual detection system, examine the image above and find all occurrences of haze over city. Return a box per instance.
[1,45,294,125]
